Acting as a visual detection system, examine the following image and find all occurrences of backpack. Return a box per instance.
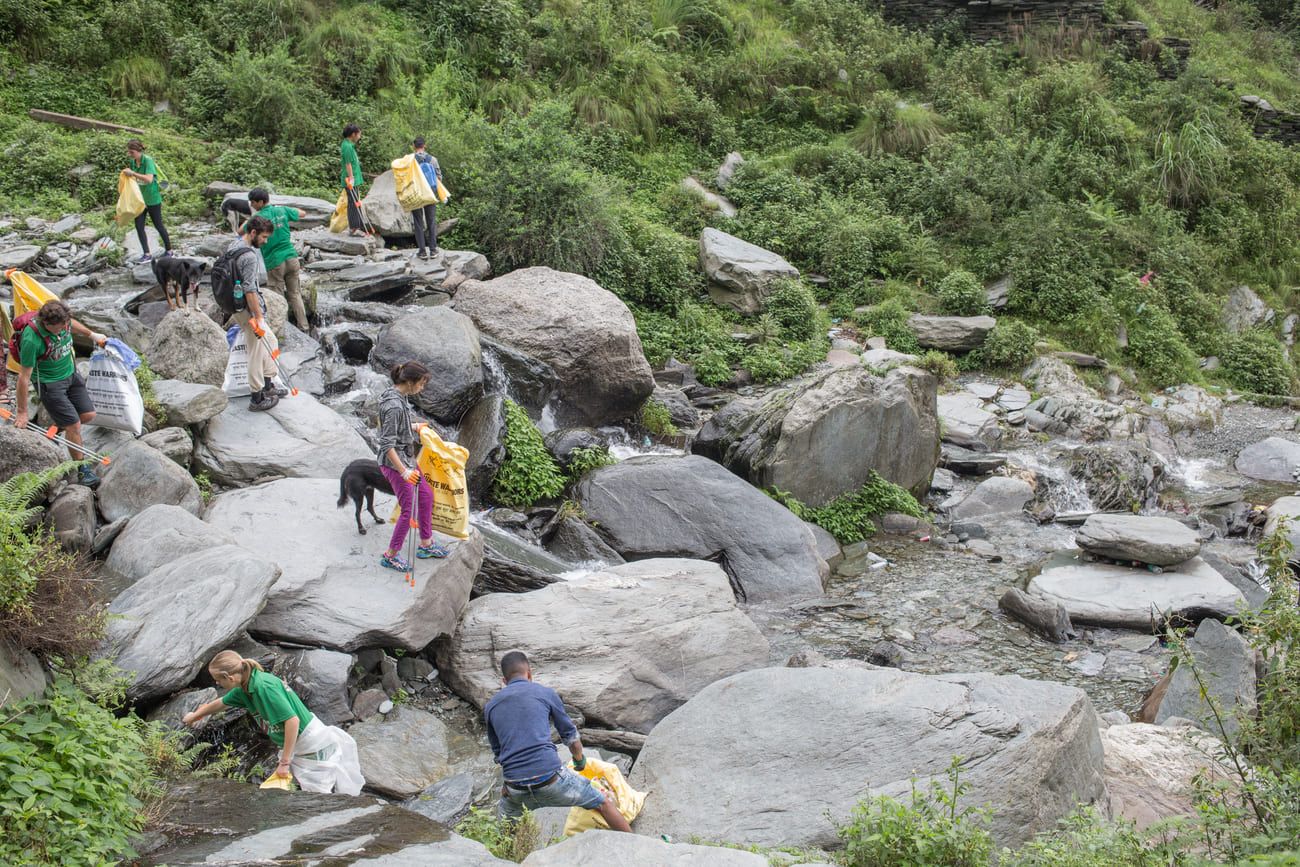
[7,312,55,369]
[210,246,258,316]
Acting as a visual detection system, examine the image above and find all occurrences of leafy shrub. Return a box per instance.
[566,446,616,480]
[693,348,733,386]
[491,399,566,509]
[773,471,924,544]
[134,356,166,426]
[596,210,700,311]
[1222,330,1293,397]
[456,806,541,862]
[850,93,946,157]
[853,299,920,354]
[0,679,150,865]
[965,320,1039,370]
[1124,307,1198,388]
[937,270,988,316]
[838,757,993,867]
[998,808,1177,867]
[918,349,958,381]
[763,279,823,340]
[639,399,680,437]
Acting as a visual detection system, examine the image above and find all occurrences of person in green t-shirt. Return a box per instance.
[13,300,108,488]
[340,123,367,236]
[247,188,309,332]
[123,139,172,264]
[184,651,364,795]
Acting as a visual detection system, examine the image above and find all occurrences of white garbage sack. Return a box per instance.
[86,345,144,434]
[222,327,252,397]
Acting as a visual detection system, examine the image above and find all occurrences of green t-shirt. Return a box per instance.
[340,138,363,189]
[222,669,314,747]
[130,155,163,206]
[253,204,301,271]
[18,322,74,383]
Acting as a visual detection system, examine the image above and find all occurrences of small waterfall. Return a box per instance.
[481,345,508,395]
[1014,452,1095,514]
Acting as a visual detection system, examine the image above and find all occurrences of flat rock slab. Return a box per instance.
[101,504,238,599]
[1235,436,1300,482]
[437,559,770,734]
[944,476,1033,520]
[937,392,1001,450]
[1028,555,1245,631]
[206,478,481,651]
[351,707,456,799]
[1075,513,1201,566]
[151,379,229,425]
[1103,723,1232,830]
[1155,617,1256,738]
[522,832,768,866]
[629,666,1105,850]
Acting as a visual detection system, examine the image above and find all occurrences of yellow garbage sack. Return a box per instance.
[259,771,292,790]
[115,170,146,225]
[387,426,471,539]
[329,190,349,233]
[5,270,58,374]
[562,757,647,836]
[435,177,451,204]
[391,154,438,212]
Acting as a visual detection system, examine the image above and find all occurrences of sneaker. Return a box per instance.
[136,253,153,264]
[77,466,101,488]
[417,541,450,559]
[264,382,289,398]
[248,390,280,412]
[380,553,412,572]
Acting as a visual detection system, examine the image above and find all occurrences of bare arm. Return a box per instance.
[182,697,228,727]
[69,319,106,345]
[277,716,300,777]
[15,367,32,425]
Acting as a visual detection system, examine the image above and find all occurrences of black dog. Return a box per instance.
[152,253,209,310]
[337,459,394,534]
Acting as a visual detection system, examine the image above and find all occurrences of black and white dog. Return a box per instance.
[337,459,394,534]
[151,253,209,310]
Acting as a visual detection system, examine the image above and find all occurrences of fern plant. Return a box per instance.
[0,461,82,615]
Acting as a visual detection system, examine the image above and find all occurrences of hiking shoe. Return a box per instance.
[417,542,450,559]
[77,466,100,488]
[380,553,412,572]
[249,391,280,412]
[264,382,289,398]
[136,253,153,264]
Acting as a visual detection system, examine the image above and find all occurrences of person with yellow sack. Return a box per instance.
[123,139,172,263]
[340,123,367,236]
[411,137,442,260]
[485,651,633,833]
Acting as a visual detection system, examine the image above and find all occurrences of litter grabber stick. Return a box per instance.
[251,323,299,397]
[0,406,112,466]
[346,183,378,236]
[405,475,419,589]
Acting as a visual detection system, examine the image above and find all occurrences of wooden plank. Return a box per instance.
[28,109,145,135]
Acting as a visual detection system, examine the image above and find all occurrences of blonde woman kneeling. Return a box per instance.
[183,651,364,795]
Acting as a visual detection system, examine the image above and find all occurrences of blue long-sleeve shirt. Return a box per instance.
[484,677,579,785]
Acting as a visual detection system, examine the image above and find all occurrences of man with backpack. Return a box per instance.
[247,188,310,334]
[213,216,283,412]
[11,300,108,487]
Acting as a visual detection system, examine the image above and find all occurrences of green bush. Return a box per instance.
[566,446,616,481]
[918,349,959,381]
[854,299,920,354]
[456,806,541,862]
[965,320,1039,370]
[763,279,823,341]
[773,471,924,544]
[1222,330,1293,397]
[639,399,680,437]
[693,348,734,386]
[0,679,150,866]
[491,399,566,509]
[1124,306,1198,388]
[998,808,1178,867]
[937,270,989,316]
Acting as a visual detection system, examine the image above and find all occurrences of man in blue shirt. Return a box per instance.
[484,651,632,831]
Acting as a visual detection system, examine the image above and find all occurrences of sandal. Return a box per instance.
[417,542,450,559]
[380,553,412,572]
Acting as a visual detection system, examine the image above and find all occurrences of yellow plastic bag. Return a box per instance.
[391,154,438,212]
[259,771,292,790]
[562,757,647,836]
[329,190,349,233]
[387,427,471,540]
[115,170,146,225]
[5,270,58,374]
[435,177,451,204]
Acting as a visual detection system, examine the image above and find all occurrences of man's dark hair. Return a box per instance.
[249,187,270,206]
[37,299,71,326]
[342,123,361,138]
[413,137,426,149]
[500,651,529,680]
[244,215,273,236]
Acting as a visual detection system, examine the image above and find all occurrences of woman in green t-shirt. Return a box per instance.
[183,651,364,795]
[340,123,367,236]
[123,139,172,264]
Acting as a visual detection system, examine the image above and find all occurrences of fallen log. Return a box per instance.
[28,109,145,135]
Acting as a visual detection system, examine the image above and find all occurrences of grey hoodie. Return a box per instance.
[376,385,417,463]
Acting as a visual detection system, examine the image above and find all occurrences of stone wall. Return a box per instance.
[879,0,1104,43]
[1242,95,1300,146]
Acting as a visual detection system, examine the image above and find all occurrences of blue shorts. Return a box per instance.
[499,769,605,819]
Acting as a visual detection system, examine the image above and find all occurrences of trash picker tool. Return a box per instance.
[346,183,377,236]
[0,406,112,465]
[405,477,419,589]
[257,331,299,397]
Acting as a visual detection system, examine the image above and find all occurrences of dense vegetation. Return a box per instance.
[5,0,1300,392]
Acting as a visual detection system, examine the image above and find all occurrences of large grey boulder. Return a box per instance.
[1222,285,1274,333]
[148,309,229,387]
[574,456,827,602]
[693,365,939,503]
[194,392,370,486]
[1264,495,1300,557]
[1076,514,1201,566]
[451,267,654,425]
[276,647,355,725]
[944,476,1033,520]
[0,425,62,485]
[141,426,195,467]
[457,393,507,502]
[1156,618,1257,738]
[909,314,996,352]
[1235,436,1300,482]
[360,170,414,237]
[438,559,769,734]
[351,707,456,798]
[0,639,47,708]
[936,392,1001,450]
[299,227,383,256]
[629,666,1105,850]
[206,478,481,651]
[219,190,337,227]
[152,379,229,425]
[699,228,798,314]
[136,779,510,866]
[371,308,483,423]
[1028,555,1245,630]
[523,832,768,866]
[1102,723,1231,830]
[102,504,237,598]
[48,484,96,553]
[101,546,280,701]
[97,440,202,523]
